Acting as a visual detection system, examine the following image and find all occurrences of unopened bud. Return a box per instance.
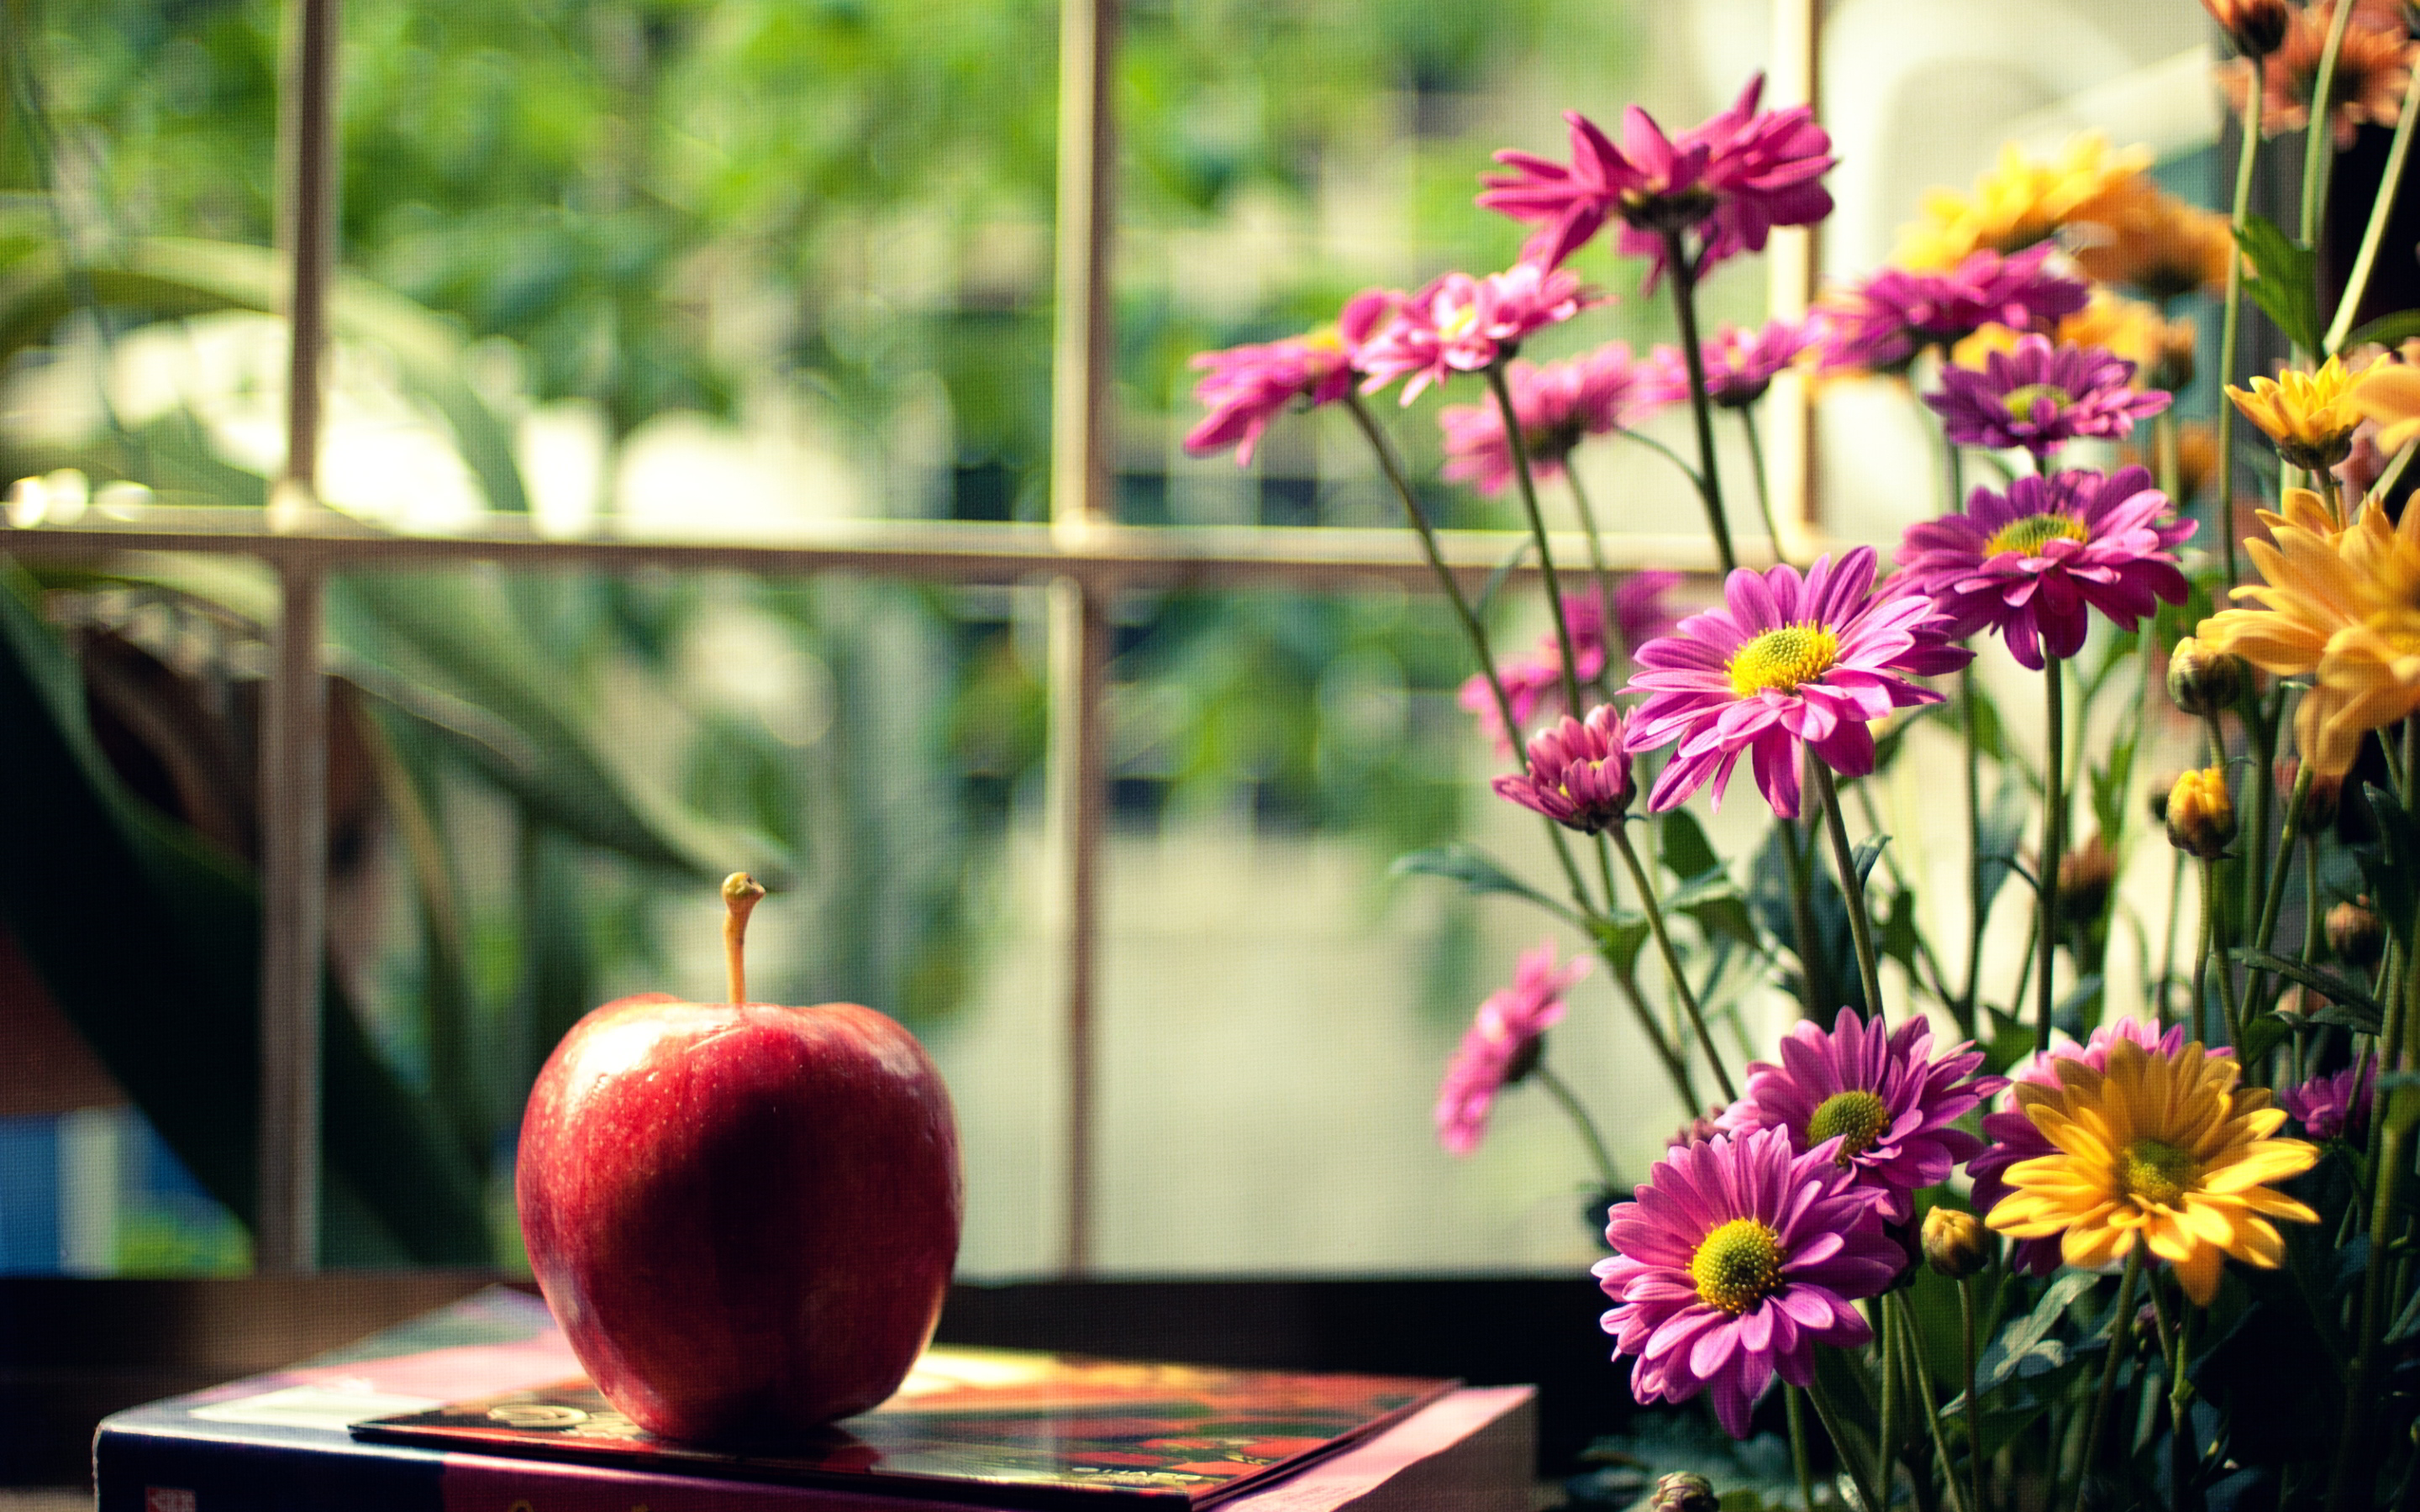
[2166,767,2237,859]
[2057,833,2118,927]
[1666,1107,1724,1151]
[2147,318,2197,395]
[2168,637,2249,717]
[2329,899,2385,968]
[1649,1472,1720,1512]
[1923,1207,1993,1279]
[2279,758,2343,831]
[2203,0,2291,59]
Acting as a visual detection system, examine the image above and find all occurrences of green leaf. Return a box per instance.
[1471,536,1530,622]
[2356,784,2420,952]
[2236,214,2324,355]
[1587,914,1654,979]
[2344,309,2420,351]
[1879,887,1922,973]
[2053,973,2104,1037]
[2230,949,2387,1032]
[0,563,487,1261]
[1659,808,1722,885]
[2239,1011,2295,1067]
[2089,727,2138,847]
[1975,1270,2099,1394]
[1663,865,1739,911]
[1393,841,1569,915]
[1975,776,2033,923]
[1851,834,1890,888]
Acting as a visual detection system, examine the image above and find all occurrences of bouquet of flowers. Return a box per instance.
[1187,5,2420,1509]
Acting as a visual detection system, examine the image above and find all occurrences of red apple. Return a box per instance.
[515,874,963,1441]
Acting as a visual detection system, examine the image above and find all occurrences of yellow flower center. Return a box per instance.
[1689,1218,1785,1315]
[1984,512,2089,559]
[1437,302,1480,342]
[2118,1137,2196,1208]
[2000,382,2073,417]
[1727,623,1840,698]
[1806,1089,1891,1165]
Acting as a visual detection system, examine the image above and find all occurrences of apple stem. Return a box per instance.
[722,872,765,1004]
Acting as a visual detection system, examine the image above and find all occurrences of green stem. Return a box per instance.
[1807,1367,1885,1512]
[2299,0,2359,270]
[2215,55,2264,590]
[1813,764,1888,1021]
[1959,1276,1986,1512]
[1607,961,1703,1114]
[1342,389,1597,909]
[2325,55,2420,353]
[1786,1386,1819,1512]
[1531,1063,1621,1194]
[1961,665,1987,1037]
[2149,1275,2194,1512]
[1893,1293,1970,1512]
[1660,227,1738,575]
[2247,764,2316,1012]
[2159,849,2186,1027]
[1486,361,1582,722]
[1781,802,1839,1018]
[2074,1247,2147,1512]
[1610,823,1736,1101]
[1562,469,1618,694]
[2328,1110,2412,1510]
[2039,655,2066,1050]
[1738,406,1791,568]
[2203,855,2244,1046]
[1879,1299,1903,1504]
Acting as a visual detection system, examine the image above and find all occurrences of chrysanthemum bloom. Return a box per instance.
[2196,491,2420,775]
[2228,355,2369,471]
[1968,1017,2186,1274]
[1623,547,1970,817]
[2224,2,2417,149]
[2280,1061,2376,1142]
[1924,336,2171,462]
[1892,465,2191,671]
[1891,133,2152,272]
[1716,1006,1997,1223]
[1434,942,1591,1155]
[2351,358,2420,455]
[1476,74,1833,286]
[1183,291,1398,465]
[1809,244,2091,375]
[1494,704,1634,832]
[2205,0,2291,60]
[1438,344,1662,495]
[1639,317,1814,410]
[1356,264,1594,405]
[1596,1125,1902,1438]
[1954,292,2194,393]
[2070,185,2235,301]
[1460,579,1679,751]
[1986,1036,2319,1304]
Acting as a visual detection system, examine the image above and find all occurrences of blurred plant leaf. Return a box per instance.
[2231,950,2386,1032]
[1852,834,1889,889]
[2235,215,2323,356]
[1975,776,2033,922]
[1659,809,1721,885]
[2356,784,2420,952]
[0,562,487,1260]
[1975,1270,2099,1394]
[1394,841,1570,916]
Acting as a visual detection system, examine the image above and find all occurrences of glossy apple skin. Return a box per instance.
[516,992,963,1441]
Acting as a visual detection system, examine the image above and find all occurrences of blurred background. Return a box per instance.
[0,0,2223,1295]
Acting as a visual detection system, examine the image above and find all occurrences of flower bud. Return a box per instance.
[2147,319,2197,396]
[1649,1472,1720,1512]
[2168,637,2249,717]
[2329,899,2385,968]
[1666,1107,1724,1151]
[2278,758,2343,831]
[2203,0,2290,59]
[2166,767,2237,859]
[1923,1207,1992,1279]
[2056,833,2118,927]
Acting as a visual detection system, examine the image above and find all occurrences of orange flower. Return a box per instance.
[2223,2,2417,149]
[2070,184,2235,301]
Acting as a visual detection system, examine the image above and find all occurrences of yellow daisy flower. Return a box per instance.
[2351,360,2420,456]
[1986,1037,2317,1305]
[1893,134,2153,271]
[2198,490,2420,774]
[2227,355,2367,470]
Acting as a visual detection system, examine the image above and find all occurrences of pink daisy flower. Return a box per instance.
[1357,263,1596,405]
[1718,1006,2000,1223]
[1924,335,2172,463]
[1969,1017,2186,1274]
[1892,465,2193,671]
[1639,317,1816,409]
[1438,344,1661,495]
[1477,75,1834,289]
[1596,1125,1901,1438]
[1809,245,2091,375]
[1622,548,1970,819]
[2279,1061,2376,1142]
[1183,290,1400,465]
[1435,942,1592,1155]
[1493,703,1634,832]
[1460,579,1680,753]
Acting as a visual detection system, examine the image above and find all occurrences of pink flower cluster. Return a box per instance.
[1356,264,1597,404]
[1438,344,1662,495]
[1459,580,1679,753]
[1811,245,2091,374]
[1434,942,1591,1155]
[1924,335,2170,462]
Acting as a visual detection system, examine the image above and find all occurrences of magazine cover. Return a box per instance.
[353,1347,1459,1509]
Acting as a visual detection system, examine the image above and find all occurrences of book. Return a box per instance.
[92,1287,1536,1512]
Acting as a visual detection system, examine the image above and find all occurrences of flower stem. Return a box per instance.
[2328,932,2417,1510]
[2149,1273,2196,1512]
[2248,764,2315,1009]
[2214,55,2263,590]
[1562,470,1619,693]
[2300,0,2359,273]
[1892,1292,1970,1512]
[1786,1386,1818,1512]
[1342,388,1597,908]
[1660,227,1738,575]
[2074,1247,2146,1512]
[2202,855,2244,1046]
[2191,859,2217,1043]
[1610,823,1737,1101]
[1878,1299,1902,1501]
[1487,360,1584,722]
[1781,810,1837,1019]
[2323,50,2420,353]
[1961,664,1987,1038]
[1531,1063,1621,1194]
[1959,1275,1986,1512]
[1814,764,1888,1021]
[1738,406,1791,568]
[2039,654,2066,1052]
[1807,1367,1885,1512]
